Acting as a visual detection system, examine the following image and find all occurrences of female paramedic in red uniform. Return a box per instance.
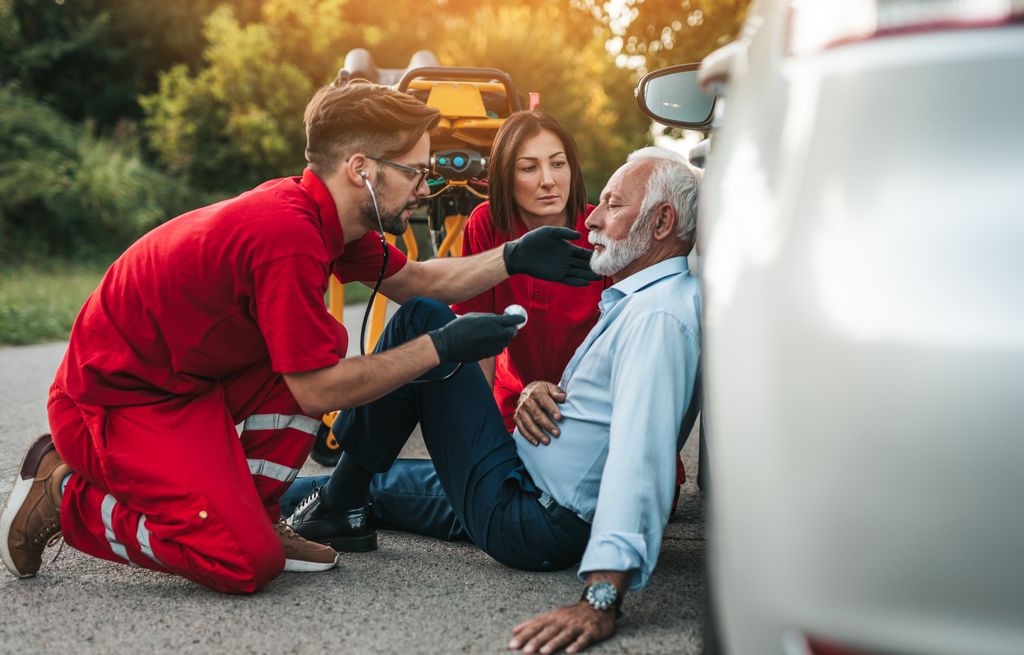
[452,112,686,497]
[453,111,602,433]
[0,81,600,594]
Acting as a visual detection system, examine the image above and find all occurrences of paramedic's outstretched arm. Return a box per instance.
[379,226,599,304]
[284,312,523,415]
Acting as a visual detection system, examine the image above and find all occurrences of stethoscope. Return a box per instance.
[357,170,390,358]
[358,170,465,383]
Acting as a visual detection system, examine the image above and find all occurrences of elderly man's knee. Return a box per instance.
[395,297,456,335]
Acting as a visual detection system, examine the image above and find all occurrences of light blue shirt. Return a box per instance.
[513,256,701,591]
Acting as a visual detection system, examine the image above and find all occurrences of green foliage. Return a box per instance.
[436,4,649,201]
[0,260,108,345]
[0,85,207,260]
[595,0,750,73]
[3,0,749,263]
[141,2,354,192]
[141,0,650,198]
[0,0,262,126]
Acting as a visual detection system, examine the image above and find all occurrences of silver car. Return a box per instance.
[637,1,1024,653]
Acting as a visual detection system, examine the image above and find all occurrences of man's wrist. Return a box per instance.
[576,599,619,618]
[580,581,623,618]
[502,241,516,276]
[418,333,442,367]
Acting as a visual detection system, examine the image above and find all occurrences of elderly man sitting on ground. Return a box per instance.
[282,147,702,653]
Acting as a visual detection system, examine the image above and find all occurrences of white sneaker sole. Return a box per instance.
[0,475,35,578]
[283,553,340,572]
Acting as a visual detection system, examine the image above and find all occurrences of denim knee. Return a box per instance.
[377,297,456,353]
[399,297,456,333]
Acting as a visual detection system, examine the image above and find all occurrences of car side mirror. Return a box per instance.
[634,63,715,130]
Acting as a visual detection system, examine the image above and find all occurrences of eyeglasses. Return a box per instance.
[368,156,430,190]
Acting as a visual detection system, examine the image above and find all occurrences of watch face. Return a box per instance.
[586,582,618,610]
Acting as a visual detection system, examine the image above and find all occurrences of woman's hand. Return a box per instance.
[514,381,566,446]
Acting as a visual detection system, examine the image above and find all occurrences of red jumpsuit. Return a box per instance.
[49,169,406,593]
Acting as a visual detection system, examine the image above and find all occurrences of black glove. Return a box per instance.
[429,312,526,364]
[503,226,602,287]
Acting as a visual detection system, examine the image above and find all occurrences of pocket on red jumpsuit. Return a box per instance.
[149,492,277,593]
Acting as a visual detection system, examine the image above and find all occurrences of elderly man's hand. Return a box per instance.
[515,381,566,446]
[508,602,616,654]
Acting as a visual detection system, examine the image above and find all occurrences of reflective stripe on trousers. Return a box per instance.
[242,414,320,436]
[246,459,300,483]
[102,494,161,566]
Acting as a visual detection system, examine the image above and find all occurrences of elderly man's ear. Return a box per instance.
[652,203,678,240]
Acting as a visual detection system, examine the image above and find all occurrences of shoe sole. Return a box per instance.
[0,436,55,578]
[283,553,340,572]
[327,533,377,553]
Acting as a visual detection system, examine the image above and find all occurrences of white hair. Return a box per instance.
[627,146,686,163]
[627,148,702,245]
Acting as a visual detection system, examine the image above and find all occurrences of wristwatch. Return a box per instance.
[581,581,623,616]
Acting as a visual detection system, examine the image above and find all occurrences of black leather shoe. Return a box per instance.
[287,486,377,553]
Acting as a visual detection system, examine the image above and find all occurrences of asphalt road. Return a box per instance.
[0,305,705,654]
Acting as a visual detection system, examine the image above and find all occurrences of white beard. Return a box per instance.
[588,222,652,276]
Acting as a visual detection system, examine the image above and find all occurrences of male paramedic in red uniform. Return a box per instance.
[0,80,599,593]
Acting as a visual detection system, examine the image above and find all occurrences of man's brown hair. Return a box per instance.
[487,111,587,237]
[304,80,441,173]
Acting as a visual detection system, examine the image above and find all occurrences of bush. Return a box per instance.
[138,1,650,200]
[0,84,208,261]
[140,4,323,193]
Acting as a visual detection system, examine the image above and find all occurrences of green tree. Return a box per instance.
[141,1,360,192]
[141,0,650,197]
[0,0,262,127]
[596,0,750,73]
[0,84,203,260]
[436,3,649,199]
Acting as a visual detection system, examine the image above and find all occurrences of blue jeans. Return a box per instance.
[281,298,589,571]
[284,460,470,542]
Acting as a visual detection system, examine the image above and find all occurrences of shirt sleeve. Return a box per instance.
[332,231,408,284]
[252,255,348,373]
[577,311,700,592]
[451,204,497,315]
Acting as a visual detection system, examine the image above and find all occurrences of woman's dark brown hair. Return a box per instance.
[487,111,587,236]
[304,79,440,173]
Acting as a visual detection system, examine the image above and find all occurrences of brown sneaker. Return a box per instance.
[275,518,340,572]
[1,434,71,578]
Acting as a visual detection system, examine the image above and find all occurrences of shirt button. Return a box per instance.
[198,510,208,520]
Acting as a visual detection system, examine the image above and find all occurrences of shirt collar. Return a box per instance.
[606,256,690,298]
[300,167,346,259]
